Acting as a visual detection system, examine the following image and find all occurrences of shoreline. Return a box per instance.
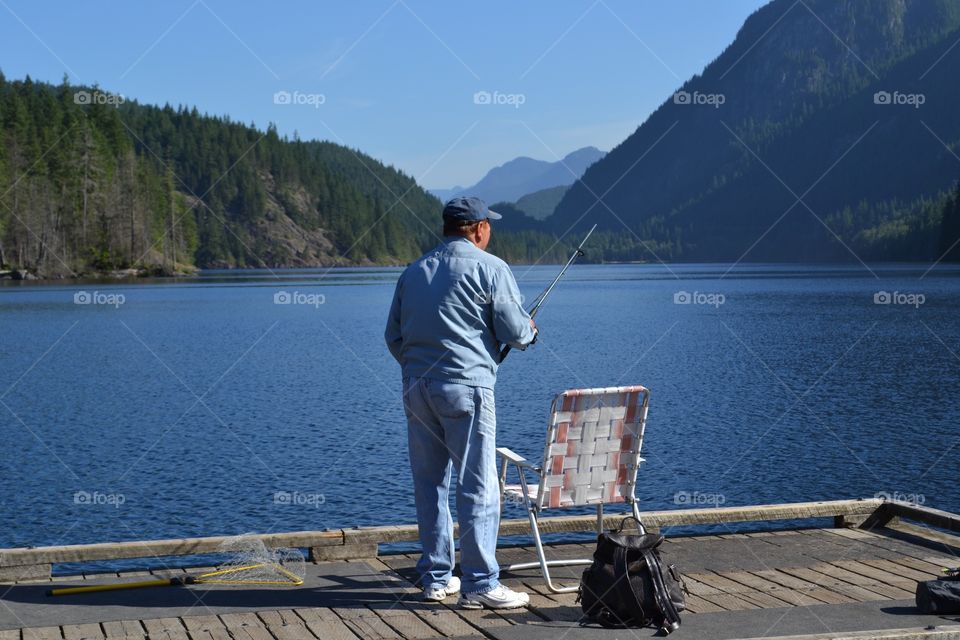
[2,260,958,283]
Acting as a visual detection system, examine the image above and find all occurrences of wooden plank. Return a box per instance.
[0,531,343,567]
[180,615,233,640]
[20,629,62,640]
[310,544,378,561]
[833,559,918,590]
[0,631,19,640]
[368,602,443,639]
[391,601,480,638]
[806,562,914,599]
[822,527,957,568]
[817,530,955,580]
[778,566,887,602]
[720,570,825,607]
[683,593,725,613]
[858,557,939,582]
[750,569,854,604]
[61,624,104,640]
[692,571,794,608]
[349,555,444,638]
[362,558,480,637]
[82,572,120,581]
[115,570,152,579]
[859,501,898,531]
[436,601,510,630]
[372,553,542,628]
[517,577,580,608]
[218,613,273,640]
[875,551,954,575]
[0,564,51,582]
[885,500,960,534]
[481,604,547,627]
[683,575,761,610]
[768,530,809,537]
[293,609,359,640]
[100,620,144,639]
[258,610,320,640]
[515,581,583,623]
[147,568,188,579]
[140,619,189,640]
[681,574,724,597]
[332,606,400,639]
[825,527,877,540]
[886,520,960,552]
[247,500,891,550]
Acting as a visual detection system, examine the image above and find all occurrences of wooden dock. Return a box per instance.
[1,499,959,639]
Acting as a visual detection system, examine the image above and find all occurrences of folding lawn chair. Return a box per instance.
[497,385,650,593]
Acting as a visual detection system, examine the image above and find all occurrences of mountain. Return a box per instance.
[515,185,568,220]
[0,74,569,276]
[431,146,605,205]
[550,0,960,262]
[429,185,464,203]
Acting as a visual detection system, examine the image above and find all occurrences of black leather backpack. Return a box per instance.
[578,518,686,634]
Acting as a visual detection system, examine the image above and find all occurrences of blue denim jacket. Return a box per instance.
[385,237,536,388]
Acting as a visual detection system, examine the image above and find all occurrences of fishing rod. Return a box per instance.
[500,223,597,363]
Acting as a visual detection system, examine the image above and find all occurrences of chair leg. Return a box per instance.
[596,503,603,534]
[502,507,588,593]
[526,507,582,593]
[631,501,647,535]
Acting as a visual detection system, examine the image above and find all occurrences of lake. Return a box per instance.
[1,263,957,568]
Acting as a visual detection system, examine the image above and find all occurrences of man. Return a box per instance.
[385,196,537,609]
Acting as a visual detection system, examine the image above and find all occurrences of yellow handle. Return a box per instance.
[47,578,178,596]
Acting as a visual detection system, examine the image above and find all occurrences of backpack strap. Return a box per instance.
[615,545,650,627]
[643,549,682,634]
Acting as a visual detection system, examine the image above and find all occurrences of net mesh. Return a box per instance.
[196,535,306,585]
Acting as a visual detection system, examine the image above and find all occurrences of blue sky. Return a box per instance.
[0,0,767,188]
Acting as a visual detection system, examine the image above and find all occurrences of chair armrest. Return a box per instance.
[496,447,538,470]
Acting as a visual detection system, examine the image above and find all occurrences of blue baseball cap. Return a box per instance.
[442,196,502,222]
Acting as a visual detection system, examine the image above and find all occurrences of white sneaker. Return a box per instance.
[422,576,460,602]
[457,584,530,609]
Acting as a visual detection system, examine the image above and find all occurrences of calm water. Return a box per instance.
[1,263,958,565]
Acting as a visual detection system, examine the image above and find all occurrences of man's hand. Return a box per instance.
[529,318,538,345]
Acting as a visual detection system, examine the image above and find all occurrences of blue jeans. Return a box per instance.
[402,376,501,595]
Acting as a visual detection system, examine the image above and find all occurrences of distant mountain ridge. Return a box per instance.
[515,185,569,220]
[431,146,605,205]
[549,0,960,262]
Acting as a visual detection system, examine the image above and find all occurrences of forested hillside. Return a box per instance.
[0,74,566,277]
[550,0,960,262]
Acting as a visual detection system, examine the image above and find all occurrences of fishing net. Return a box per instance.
[195,535,306,585]
[48,534,306,596]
